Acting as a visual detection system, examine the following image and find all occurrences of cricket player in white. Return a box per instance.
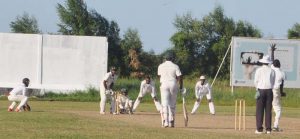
[271,59,285,131]
[158,52,183,128]
[132,75,162,112]
[191,75,215,115]
[100,67,117,114]
[117,88,133,114]
[7,78,30,112]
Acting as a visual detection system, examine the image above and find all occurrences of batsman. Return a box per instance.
[158,51,183,128]
[99,67,117,115]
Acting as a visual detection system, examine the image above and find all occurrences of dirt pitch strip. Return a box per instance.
[65,109,300,138]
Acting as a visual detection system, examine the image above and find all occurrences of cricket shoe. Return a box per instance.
[7,108,13,112]
[169,120,175,128]
[272,127,282,132]
[163,121,169,128]
[15,108,21,112]
[255,130,263,134]
[266,131,271,134]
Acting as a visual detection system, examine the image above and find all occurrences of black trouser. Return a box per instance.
[256,89,273,132]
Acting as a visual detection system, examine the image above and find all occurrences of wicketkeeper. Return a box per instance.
[100,67,117,115]
[116,88,133,114]
[191,75,215,115]
[132,75,161,112]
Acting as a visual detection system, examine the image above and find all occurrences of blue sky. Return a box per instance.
[1,0,300,54]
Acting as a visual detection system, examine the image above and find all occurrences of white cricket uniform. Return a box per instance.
[191,81,215,114]
[117,94,133,110]
[271,65,285,128]
[100,72,117,114]
[158,61,182,126]
[132,80,162,112]
[8,83,28,110]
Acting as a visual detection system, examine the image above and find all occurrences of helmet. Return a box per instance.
[121,88,127,93]
[110,66,116,71]
[22,78,30,87]
[199,75,205,80]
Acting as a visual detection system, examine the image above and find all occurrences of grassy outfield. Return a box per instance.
[1,100,300,139]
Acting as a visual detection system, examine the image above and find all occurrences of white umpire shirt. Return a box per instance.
[10,84,26,96]
[157,61,182,83]
[254,65,275,89]
[271,65,285,90]
[102,72,117,89]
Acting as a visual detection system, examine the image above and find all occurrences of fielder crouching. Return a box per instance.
[191,75,215,115]
[7,78,30,112]
[132,75,161,112]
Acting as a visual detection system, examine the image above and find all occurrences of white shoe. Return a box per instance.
[255,130,263,134]
[190,112,195,115]
[163,121,169,128]
[100,112,105,115]
[266,131,271,134]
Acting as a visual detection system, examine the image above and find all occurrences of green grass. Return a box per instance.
[1,100,299,139]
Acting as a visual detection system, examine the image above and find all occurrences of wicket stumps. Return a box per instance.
[235,99,246,130]
[114,92,120,115]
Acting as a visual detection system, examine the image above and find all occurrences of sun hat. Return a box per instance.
[199,75,206,80]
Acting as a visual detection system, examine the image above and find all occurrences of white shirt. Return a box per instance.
[102,72,117,89]
[254,65,275,89]
[139,80,156,97]
[157,61,182,83]
[117,94,131,104]
[9,83,26,96]
[271,65,285,89]
[195,81,211,97]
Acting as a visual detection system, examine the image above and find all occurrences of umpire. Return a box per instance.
[254,55,275,134]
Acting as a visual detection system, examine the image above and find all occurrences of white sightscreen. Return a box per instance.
[0,33,41,88]
[230,37,300,88]
[0,33,108,90]
[42,35,108,90]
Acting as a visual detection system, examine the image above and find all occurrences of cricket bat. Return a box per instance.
[183,96,188,127]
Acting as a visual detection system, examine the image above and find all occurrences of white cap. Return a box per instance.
[199,75,205,80]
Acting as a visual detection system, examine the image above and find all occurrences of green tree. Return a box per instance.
[120,28,143,76]
[170,6,261,79]
[10,12,41,33]
[57,0,124,72]
[288,23,300,39]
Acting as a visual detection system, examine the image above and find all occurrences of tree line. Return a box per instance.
[9,0,300,79]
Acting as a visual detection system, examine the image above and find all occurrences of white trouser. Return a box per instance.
[8,95,28,110]
[119,99,133,110]
[272,88,281,128]
[99,87,115,113]
[132,90,162,112]
[160,81,178,124]
[191,93,215,114]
